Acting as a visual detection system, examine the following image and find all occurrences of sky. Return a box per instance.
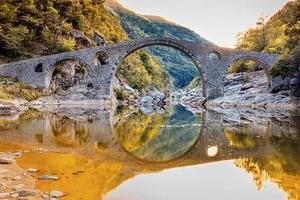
[118,0,290,48]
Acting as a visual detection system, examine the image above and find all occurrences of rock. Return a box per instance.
[0,192,9,199]
[50,191,64,198]
[123,83,136,94]
[12,151,23,157]
[12,176,22,181]
[140,96,154,105]
[140,105,155,115]
[290,74,300,97]
[241,83,253,91]
[270,76,290,93]
[33,148,49,152]
[70,29,92,47]
[38,175,59,181]
[41,193,49,199]
[93,31,108,46]
[18,189,37,197]
[26,168,39,173]
[0,158,13,164]
[10,193,19,198]
[0,170,9,174]
[12,184,25,191]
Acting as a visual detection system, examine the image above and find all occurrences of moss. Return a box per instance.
[186,76,202,89]
[113,87,131,100]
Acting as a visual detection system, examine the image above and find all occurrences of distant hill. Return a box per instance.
[105,0,211,88]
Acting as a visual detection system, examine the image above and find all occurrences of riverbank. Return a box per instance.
[0,70,299,119]
[172,70,300,112]
[0,147,65,200]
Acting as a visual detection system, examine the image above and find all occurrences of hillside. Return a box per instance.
[105,0,211,88]
[0,0,168,94]
[236,0,300,78]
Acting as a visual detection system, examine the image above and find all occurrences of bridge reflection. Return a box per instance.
[0,106,299,199]
[0,105,296,168]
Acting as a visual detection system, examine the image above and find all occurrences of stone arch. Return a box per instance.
[94,51,109,66]
[208,50,222,62]
[45,56,90,89]
[228,55,272,86]
[114,38,206,97]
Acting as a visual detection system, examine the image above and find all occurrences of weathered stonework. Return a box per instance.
[0,37,278,100]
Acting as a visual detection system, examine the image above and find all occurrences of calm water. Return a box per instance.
[0,105,299,200]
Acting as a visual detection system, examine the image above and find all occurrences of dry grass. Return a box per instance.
[0,78,43,101]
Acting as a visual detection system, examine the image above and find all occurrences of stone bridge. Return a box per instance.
[0,37,278,100]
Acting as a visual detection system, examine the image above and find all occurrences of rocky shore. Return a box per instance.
[0,150,64,200]
[0,70,299,120]
[171,70,300,111]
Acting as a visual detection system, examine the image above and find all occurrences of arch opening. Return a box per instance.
[47,59,89,93]
[34,63,43,73]
[224,56,272,97]
[208,51,221,63]
[95,51,109,66]
[114,40,206,101]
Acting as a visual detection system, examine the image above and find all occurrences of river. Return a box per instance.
[0,104,299,200]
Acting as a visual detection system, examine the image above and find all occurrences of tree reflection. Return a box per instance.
[114,105,202,162]
[235,133,300,200]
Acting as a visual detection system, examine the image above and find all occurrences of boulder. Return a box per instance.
[0,157,13,164]
[140,96,154,105]
[50,191,64,198]
[241,83,253,91]
[290,73,300,97]
[93,31,108,46]
[38,175,59,181]
[269,76,290,93]
[70,29,92,47]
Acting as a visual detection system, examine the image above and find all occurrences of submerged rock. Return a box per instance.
[38,175,59,181]
[0,158,13,164]
[50,190,64,198]
[0,192,9,199]
[18,189,37,197]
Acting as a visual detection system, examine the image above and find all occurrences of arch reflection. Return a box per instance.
[114,105,204,162]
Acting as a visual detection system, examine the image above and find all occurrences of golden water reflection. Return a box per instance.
[0,106,299,200]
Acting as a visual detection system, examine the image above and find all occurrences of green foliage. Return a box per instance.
[228,60,257,74]
[60,38,76,51]
[186,76,202,89]
[115,105,201,162]
[270,44,300,77]
[236,0,300,77]
[108,1,210,88]
[113,87,131,100]
[224,127,257,149]
[0,0,128,60]
[118,49,169,92]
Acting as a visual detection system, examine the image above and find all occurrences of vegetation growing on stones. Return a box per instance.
[0,77,42,101]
